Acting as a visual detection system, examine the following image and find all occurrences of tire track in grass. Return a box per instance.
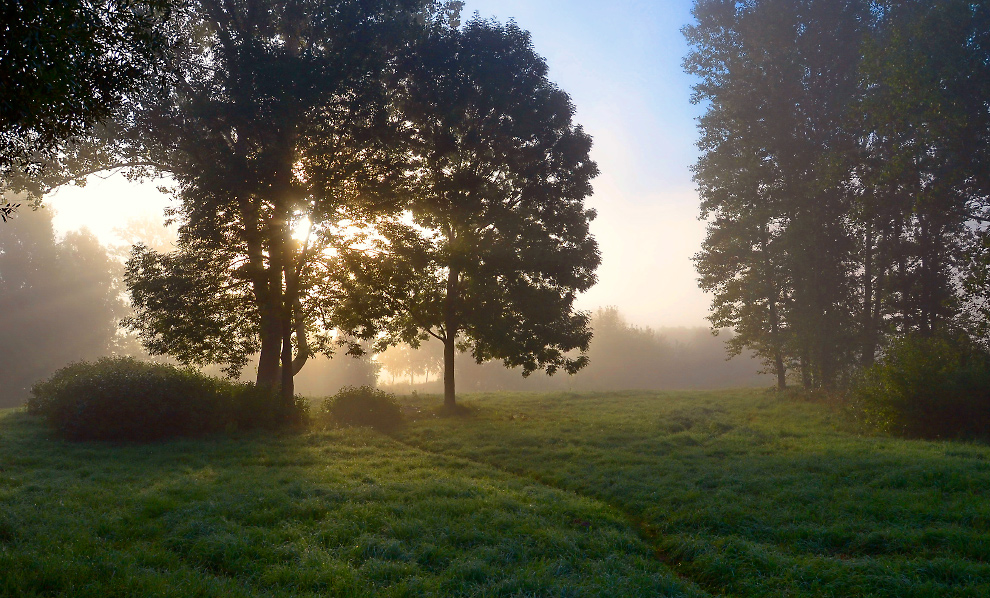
[389,433,725,598]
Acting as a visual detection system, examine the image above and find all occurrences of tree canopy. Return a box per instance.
[686,0,990,389]
[8,2,597,409]
[332,18,600,408]
[0,0,169,218]
[117,0,448,401]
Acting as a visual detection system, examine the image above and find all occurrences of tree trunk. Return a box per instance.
[800,353,812,390]
[257,311,282,388]
[862,220,876,367]
[763,233,786,391]
[280,334,294,402]
[243,196,281,389]
[769,297,786,391]
[774,350,786,391]
[443,265,459,410]
[443,334,456,409]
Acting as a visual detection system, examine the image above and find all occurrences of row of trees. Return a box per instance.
[687,0,990,389]
[7,1,600,408]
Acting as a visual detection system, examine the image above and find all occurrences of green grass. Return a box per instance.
[3,389,989,597]
[0,409,696,597]
[396,389,990,597]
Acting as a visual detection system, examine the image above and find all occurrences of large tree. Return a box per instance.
[687,0,990,388]
[854,0,990,343]
[114,0,454,402]
[686,0,871,389]
[332,18,600,408]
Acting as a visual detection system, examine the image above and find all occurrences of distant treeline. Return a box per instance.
[377,307,767,393]
[0,211,760,406]
[0,209,128,407]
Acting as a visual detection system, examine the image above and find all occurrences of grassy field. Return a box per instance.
[397,390,990,597]
[2,389,989,596]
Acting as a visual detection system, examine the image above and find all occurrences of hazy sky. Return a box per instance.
[46,0,711,329]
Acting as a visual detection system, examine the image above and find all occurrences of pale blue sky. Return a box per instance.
[464,0,701,195]
[49,0,712,328]
[462,0,710,327]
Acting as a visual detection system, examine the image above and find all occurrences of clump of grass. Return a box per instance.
[27,357,306,441]
[322,386,403,432]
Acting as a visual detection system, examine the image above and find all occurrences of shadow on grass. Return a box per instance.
[0,407,704,598]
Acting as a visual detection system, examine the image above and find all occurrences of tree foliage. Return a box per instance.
[0,0,169,214]
[116,0,445,400]
[332,18,600,408]
[686,0,990,390]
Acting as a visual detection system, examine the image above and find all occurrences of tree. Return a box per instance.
[0,208,127,406]
[854,0,990,343]
[0,0,169,216]
[686,0,870,389]
[333,18,600,409]
[687,0,990,389]
[116,0,452,403]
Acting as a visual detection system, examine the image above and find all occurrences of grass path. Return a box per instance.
[395,389,990,598]
[387,421,719,596]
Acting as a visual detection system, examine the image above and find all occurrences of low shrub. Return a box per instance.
[849,336,990,439]
[322,386,403,431]
[27,357,307,441]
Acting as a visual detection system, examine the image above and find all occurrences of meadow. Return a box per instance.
[2,389,989,597]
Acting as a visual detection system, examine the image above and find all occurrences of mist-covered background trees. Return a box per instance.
[686,0,990,390]
[374,307,766,393]
[0,209,128,406]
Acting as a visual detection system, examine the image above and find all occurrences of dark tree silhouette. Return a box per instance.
[854,0,990,345]
[116,0,448,403]
[333,18,600,409]
[687,0,871,389]
[0,1,169,214]
[685,0,990,388]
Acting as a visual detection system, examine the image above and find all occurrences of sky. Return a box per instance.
[45,0,711,329]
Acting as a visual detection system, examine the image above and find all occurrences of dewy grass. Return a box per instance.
[0,408,698,598]
[4,389,989,597]
[396,389,990,597]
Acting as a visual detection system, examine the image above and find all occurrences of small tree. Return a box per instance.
[333,18,600,409]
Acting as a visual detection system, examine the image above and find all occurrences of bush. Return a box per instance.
[850,336,990,439]
[322,386,403,431]
[27,357,307,441]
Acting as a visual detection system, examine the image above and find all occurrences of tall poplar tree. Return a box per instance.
[686,0,869,389]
